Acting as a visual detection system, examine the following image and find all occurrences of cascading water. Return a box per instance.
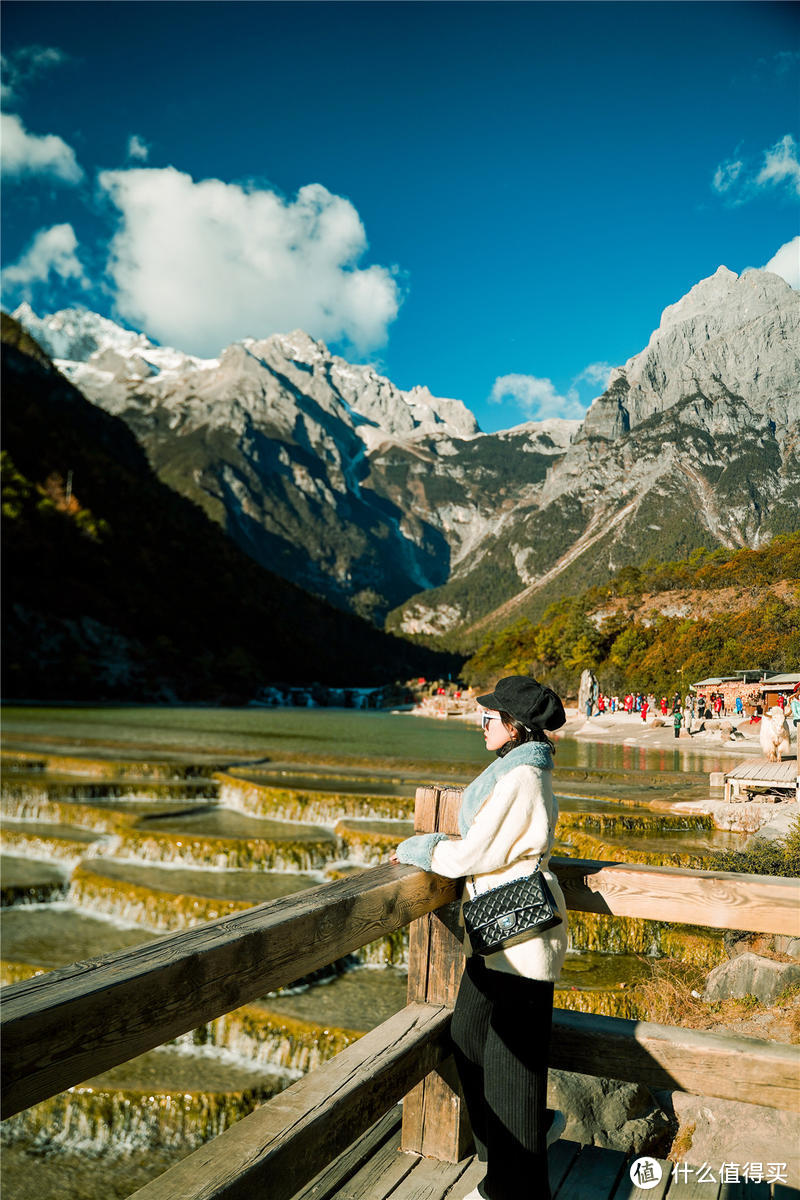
[0,726,760,1199]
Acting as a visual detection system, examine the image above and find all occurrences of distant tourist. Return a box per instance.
[735,695,743,716]
[392,676,569,1199]
[789,691,800,729]
[641,697,649,722]
[673,710,683,739]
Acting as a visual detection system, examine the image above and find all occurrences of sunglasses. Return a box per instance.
[480,712,503,731]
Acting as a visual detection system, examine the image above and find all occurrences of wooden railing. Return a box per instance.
[2,784,799,1200]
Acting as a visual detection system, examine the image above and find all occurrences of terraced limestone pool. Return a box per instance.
[1,706,741,1199]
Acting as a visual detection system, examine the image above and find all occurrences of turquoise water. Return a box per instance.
[1,704,729,777]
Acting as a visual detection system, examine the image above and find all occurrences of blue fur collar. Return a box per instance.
[458,741,552,836]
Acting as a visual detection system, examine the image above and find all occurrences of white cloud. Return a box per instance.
[1,112,83,183]
[1,223,89,302]
[764,237,800,289]
[1,45,67,103]
[756,134,800,196]
[490,358,614,420]
[712,133,800,202]
[126,134,149,162]
[489,373,588,421]
[574,361,613,390]
[712,158,743,195]
[96,166,401,356]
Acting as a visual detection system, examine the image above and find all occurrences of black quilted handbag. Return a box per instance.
[462,863,562,956]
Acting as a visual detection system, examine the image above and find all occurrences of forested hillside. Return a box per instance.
[462,536,800,696]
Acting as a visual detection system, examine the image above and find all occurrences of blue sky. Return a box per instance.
[2,1,798,433]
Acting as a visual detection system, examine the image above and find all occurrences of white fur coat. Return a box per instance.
[428,763,568,982]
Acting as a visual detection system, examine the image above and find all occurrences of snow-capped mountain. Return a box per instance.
[12,264,799,637]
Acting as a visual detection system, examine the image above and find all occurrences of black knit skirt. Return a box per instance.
[450,955,555,1200]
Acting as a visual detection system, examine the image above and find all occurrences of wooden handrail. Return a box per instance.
[3,855,798,1119]
[554,855,800,935]
[0,863,457,1119]
[550,1009,800,1113]
[124,1003,800,1200]
[128,1002,452,1200]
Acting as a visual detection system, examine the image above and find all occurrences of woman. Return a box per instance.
[391,675,568,1200]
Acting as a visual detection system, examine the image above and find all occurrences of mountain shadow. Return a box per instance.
[1,314,461,702]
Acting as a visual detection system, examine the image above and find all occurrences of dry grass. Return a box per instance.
[637,958,800,1044]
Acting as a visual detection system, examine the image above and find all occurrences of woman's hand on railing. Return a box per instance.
[389,852,400,864]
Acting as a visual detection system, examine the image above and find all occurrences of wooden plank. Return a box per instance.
[555,1143,628,1200]
[129,1002,452,1200]
[1,863,458,1118]
[386,1152,471,1200]
[291,1109,403,1200]
[335,1137,418,1200]
[414,786,441,835]
[450,1155,486,1199]
[551,1009,800,1112]
[549,1139,583,1194]
[666,1164,721,1199]
[553,858,800,937]
[718,1180,771,1200]
[611,1154,672,1200]
[403,785,472,1162]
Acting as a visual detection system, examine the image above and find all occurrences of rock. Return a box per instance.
[548,1069,674,1156]
[664,1091,800,1187]
[578,670,597,716]
[702,952,800,1005]
[725,932,800,961]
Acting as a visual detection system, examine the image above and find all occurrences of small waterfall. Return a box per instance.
[1,795,129,835]
[216,774,412,824]
[185,1005,361,1075]
[555,986,645,1020]
[0,1079,287,1153]
[0,829,95,868]
[557,811,715,835]
[99,831,339,872]
[333,821,406,866]
[560,828,719,870]
[567,911,727,966]
[67,866,251,932]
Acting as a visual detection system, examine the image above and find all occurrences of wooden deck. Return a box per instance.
[723,757,799,803]
[294,1109,799,1200]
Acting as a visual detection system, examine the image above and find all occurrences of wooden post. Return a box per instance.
[401,784,473,1162]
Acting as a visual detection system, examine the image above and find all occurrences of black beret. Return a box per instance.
[477,675,566,732]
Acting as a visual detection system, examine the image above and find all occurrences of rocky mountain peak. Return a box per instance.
[579,265,800,441]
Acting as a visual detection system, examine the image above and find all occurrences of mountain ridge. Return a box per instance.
[11,263,799,645]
